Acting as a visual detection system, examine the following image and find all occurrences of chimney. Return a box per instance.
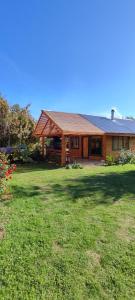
[111,109,115,120]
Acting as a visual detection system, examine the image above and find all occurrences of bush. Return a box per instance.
[11,145,30,163]
[118,149,135,165]
[0,153,16,196]
[29,143,43,161]
[106,154,115,166]
[65,162,83,169]
[106,149,135,166]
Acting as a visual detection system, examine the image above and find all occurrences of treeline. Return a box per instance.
[0,95,35,147]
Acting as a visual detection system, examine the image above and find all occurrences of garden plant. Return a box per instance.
[0,153,16,196]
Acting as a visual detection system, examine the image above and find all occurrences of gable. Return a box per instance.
[34,111,104,136]
[34,111,62,136]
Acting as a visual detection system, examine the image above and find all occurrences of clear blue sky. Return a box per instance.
[0,0,134,119]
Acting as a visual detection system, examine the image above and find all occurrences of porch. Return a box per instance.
[42,135,106,165]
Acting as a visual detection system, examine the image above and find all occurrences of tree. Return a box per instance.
[126,116,135,120]
[0,95,36,147]
[9,104,35,145]
[0,96,10,146]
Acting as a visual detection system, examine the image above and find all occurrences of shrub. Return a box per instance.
[29,143,42,161]
[130,155,135,164]
[65,162,83,169]
[106,154,115,166]
[0,153,16,196]
[118,149,135,165]
[12,145,34,163]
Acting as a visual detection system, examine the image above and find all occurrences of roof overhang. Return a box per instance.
[33,110,104,137]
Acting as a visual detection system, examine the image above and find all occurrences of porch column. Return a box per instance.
[102,135,106,160]
[61,135,66,166]
[41,136,45,158]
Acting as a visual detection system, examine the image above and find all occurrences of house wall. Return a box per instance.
[46,148,61,163]
[130,137,135,151]
[106,136,135,158]
[46,135,135,164]
[70,136,82,159]
[71,136,105,161]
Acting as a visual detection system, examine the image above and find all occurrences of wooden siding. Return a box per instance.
[70,136,82,159]
[106,136,135,158]
[82,137,89,158]
[46,148,61,163]
[41,132,135,165]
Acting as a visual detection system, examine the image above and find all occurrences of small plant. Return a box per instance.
[130,155,135,164]
[106,154,115,166]
[65,164,72,169]
[65,162,83,169]
[0,153,16,196]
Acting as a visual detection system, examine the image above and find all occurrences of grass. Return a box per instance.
[0,163,135,299]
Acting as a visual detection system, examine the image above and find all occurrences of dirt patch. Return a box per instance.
[86,250,101,265]
[117,216,135,242]
[0,227,5,240]
[52,241,63,253]
[0,193,12,201]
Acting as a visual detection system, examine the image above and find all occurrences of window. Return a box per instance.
[47,137,61,150]
[53,137,61,150]
[71,137,79,149]
[112,136,129,151]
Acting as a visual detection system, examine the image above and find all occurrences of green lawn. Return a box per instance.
[1,163,135,299]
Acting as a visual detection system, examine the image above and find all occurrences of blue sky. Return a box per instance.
[0,0,135,119]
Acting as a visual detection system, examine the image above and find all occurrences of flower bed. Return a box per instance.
[0,153,16,197]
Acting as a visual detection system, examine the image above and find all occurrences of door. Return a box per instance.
[82,137,89,158]
[89,136,102,157]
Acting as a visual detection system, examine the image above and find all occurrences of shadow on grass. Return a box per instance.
[15,162,60,174]
[11,185,42,198]
[11,170,135,206]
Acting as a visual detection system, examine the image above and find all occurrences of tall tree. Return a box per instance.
[126,116,135,120]
[0,96,10,146]
[0,95,35,147]
[10,104,35,145]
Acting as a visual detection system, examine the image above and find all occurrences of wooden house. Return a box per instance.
[34,109,135,165]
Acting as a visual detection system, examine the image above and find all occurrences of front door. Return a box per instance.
[89,136,102,157]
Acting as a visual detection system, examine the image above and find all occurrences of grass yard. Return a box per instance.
[1,163,135,299]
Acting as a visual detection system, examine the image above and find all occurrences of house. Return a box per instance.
[34,109,135,165]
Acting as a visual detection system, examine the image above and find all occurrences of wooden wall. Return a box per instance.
[46,148,61,163]
[70,136,82,159]
[106,136,135,158]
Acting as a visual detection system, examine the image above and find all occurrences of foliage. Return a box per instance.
[65,162,83,169]
[0,153,16,195]
[1,164,135,298]
[9,143,43,163]
[126,116,135,120]
[13,147,30,163]
[105,154,115,166]
[10,104,35,145]
[0,95,36,147]
[29,143,43,161]
[106,150,135,166]
[0,96,10,146]
[118,149,135,165]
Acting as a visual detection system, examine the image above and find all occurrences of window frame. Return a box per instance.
[70,136,80,149]
[112,136,129,151]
